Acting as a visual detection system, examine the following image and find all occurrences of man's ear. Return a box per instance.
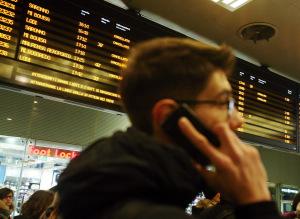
[151,99,178,128]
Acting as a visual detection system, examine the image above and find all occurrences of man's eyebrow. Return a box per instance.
[214,90,232,98]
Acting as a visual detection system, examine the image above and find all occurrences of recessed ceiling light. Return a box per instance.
[210,0,252,11]
[6,118,12,121]
[223,0,235,4]
[34,100,38,104]
[238,22,277,43]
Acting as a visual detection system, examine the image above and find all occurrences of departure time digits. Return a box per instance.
[15,1,134,107]
[0,0,18,57]
[232,71,296,146]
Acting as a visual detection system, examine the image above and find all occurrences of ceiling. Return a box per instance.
[121,0,300,83]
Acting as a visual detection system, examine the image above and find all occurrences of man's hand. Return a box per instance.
[178,117,271,205]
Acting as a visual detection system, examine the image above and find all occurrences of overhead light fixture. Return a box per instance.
[210,0,252,11]
[6,118,12,121]
[238,22,277,43]
[104,0,129,9]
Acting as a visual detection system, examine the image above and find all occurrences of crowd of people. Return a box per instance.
[0,188,59,219]
[0,186,295,219]
[14,190,54,219]
[0,37,299,219]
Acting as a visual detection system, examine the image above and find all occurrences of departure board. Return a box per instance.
[0,0,299,151]
[0,0,20,58]
[231,59,298,151]
[0,0,182,112]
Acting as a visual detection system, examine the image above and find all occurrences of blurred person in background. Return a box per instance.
[296,203,300,219]
[193,192,221,214]
[39,192,60,219]
[282,193,300,219]
[193,193,235,219]
[15,190,54,219]
[293,193,300,219]
[0,188,14,219]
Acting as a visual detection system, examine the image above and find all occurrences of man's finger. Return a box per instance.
[213,124,244,162]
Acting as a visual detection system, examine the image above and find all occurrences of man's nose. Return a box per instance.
[229,108,244,130]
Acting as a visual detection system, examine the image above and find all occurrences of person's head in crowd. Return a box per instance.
[39,192,60,219]
[193,192,221,213]
[196,197,218,209]
[282,193,300,218]
[297,203,300,218]
[20,190,54,219]
[292,193,300,211]
[292,192,300,218]
[120,37,242,140]
[49,186,57,193]
[0,187,14,210]
[211,192,221,205]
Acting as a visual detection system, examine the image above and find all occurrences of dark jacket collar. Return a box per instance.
[58,127,205,218]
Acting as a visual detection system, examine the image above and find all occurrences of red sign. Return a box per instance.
[28,145,80,159]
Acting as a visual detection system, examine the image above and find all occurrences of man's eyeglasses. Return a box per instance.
[175,97,235,117]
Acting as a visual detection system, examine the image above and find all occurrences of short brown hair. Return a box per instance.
[21,190,54,219]
[120,37,235,133]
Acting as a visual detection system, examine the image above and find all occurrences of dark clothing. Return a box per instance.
[0,206,10,219]
[105,200,193,219]
[236,201,282,219]
[193,200,235,219]
[57,127,282,219]
[193,201,281,219]
[0,212,9,219]
[58,127,205,219]
[14,215,28,219]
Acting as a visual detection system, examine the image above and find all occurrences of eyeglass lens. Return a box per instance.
[228,99,235,116]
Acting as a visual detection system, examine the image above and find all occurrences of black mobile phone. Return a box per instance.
[161,103,220,166]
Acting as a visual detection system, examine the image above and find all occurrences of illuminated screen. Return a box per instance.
[0,0,181,112]
[0,0,18,58]
[231,59,298,150]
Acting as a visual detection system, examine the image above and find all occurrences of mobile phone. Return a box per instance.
[161,103,220,166]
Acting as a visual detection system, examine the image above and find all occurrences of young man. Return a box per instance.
[57,38,282,219]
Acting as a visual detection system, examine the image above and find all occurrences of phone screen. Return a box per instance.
[161,104,220,166]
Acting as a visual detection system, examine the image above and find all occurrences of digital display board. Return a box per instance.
[0,0,298,151]
[0,0,19,58]
[231,59,298,151]
[0,0,181,112]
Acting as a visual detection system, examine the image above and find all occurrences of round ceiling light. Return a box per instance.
[238,22,277,43]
